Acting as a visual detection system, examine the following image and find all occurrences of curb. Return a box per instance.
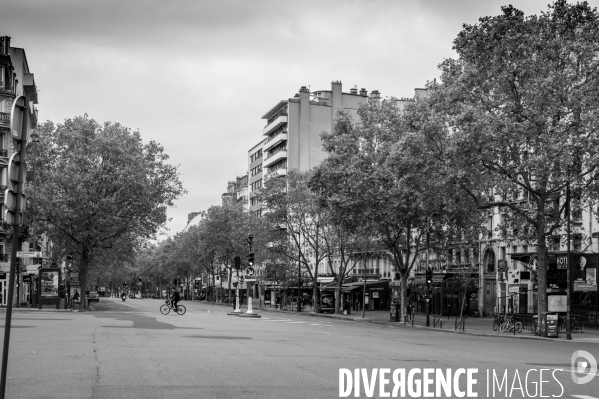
[197,301,599,344]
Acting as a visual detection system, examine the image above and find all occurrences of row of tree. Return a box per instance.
[130,1,599,322]
[38,2,599,320]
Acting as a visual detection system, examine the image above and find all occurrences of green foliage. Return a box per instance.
[31,115,185,307]
[433,0,599,314]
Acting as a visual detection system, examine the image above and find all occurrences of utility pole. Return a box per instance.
[566,181,572,340]
[1,96,31,399]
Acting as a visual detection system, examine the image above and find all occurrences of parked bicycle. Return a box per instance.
[500,315,522,333]
[492,314,506,331]
[558,316,584,333]
[160,300,186,315]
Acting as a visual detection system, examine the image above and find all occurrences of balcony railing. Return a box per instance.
[265,145,287,160]
[0,112,9,124]
[267,108,287,125]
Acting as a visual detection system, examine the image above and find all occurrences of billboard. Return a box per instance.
[40,270,59,297]
[571,254,598,292]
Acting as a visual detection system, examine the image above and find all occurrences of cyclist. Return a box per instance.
[170,289,181,312]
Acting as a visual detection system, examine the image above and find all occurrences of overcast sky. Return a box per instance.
[1,0,587,237]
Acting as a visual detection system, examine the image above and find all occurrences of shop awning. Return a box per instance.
[341,280,390,292]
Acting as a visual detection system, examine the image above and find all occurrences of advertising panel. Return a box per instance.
[571,254,598,292]
[40,270,59,297]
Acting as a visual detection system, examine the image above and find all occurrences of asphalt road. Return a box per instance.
[1,298,598,399]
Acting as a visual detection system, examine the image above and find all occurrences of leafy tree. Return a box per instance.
[260,170,330,312]
[32,116,185,309]
[314,98,481,319]
[433,1,599,318]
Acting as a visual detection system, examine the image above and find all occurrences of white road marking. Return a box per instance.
[286,321,304,324]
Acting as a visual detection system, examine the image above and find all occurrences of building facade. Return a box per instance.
[0,36,39,306]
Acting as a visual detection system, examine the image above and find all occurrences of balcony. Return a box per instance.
[263,150,287,168]
[0,112,9,125]
[262,114,288,136]
[265,168,287,179]
[264,131,288,152]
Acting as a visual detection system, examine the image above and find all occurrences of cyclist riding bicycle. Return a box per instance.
[170,289,181,312]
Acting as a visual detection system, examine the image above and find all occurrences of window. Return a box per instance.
[250,149,263,163]
[251,179,262,192]
[0,65,4,85]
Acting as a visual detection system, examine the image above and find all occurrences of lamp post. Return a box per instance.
[566,181,572,340]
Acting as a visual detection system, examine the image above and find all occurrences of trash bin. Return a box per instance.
[544,312,559,338]
[390,302,400,322]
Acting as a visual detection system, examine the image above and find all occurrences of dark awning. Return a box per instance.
[510,252,535,264]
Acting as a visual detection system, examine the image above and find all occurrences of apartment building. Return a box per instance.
[248,139,265,218]
[0,36,39,306]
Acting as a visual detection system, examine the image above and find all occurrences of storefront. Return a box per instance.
[411,274,478,317]
[340,280,391,311]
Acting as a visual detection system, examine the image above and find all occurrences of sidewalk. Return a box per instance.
[206,298,599,344]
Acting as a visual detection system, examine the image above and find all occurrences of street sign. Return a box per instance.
[508,284,520,293]
[246,267,254,276]
[7,153,26,184]
[16,251,42,258]
[4,210,22,226]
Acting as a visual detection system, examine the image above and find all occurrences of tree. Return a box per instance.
[260,170,330,312]
[33,116,185,309]
[314,98,482,320]
[433,1,599,319]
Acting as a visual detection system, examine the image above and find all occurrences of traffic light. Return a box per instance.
[248,252,254,266]
[123,282,127,288]
[173,278,178,286]
[234,256,241,271]
[426,269,433,285]
[66,254,73,269]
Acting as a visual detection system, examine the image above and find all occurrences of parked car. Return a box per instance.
[87,291,100,302]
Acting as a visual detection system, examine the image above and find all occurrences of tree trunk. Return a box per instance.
[80,246,89,310]
[334,266,344,314]
[536,224,548,327]
[400,274,408,320]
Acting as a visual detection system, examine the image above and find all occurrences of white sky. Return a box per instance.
[1,0,589,237]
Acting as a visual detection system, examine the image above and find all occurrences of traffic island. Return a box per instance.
[238,312,261,318]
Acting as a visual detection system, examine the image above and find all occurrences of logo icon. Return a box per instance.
[571,350,597,385]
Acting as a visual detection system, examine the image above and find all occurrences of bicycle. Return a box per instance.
[160,300,186,315]
[500,316,522,333]
[559,315,584,333]
[492,314,505,331]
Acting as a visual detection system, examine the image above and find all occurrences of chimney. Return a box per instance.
[0,36,10,56]
[350,87,358,95]
[369,90,381,100]
[359,88,368,97]
[414,88,429,99]
[299,86,310,93]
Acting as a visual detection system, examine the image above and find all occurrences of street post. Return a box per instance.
[1,96,31,399]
